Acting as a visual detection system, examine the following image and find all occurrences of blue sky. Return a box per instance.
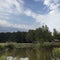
[0,0,60,32]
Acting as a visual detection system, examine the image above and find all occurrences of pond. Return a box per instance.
[7,56,29,60]
[0,47,59,60]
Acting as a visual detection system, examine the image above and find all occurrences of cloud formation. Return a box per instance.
[0,19,35,31]
[0,0,26,32]
[41,0,60,31]
[0,0,60,32]
[0,0,23,14]
[24,0,60,32]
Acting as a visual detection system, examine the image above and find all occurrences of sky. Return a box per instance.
[0,0,60,32]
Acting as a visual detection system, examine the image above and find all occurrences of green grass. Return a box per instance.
[0,43,35,48]
[54,48,60,58]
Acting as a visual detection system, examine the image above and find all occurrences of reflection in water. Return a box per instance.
[7,57,29,60]
[7,56,13,60]
[0,47,56,60]
[20,57,29,60]
[0,48,38,60]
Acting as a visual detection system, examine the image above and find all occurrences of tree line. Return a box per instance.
[0,25,60,43]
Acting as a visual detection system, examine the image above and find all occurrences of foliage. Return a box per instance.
[54,48,60,58]
[0,25,60,43]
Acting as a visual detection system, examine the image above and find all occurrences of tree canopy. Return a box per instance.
[0,25,60,43]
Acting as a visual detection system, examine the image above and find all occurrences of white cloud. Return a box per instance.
[24,0,60,32]
[0,0,24,30]
[44,0,51,6]
[44,0,60,10]
[0,0,60,32]
[0,20,11,27]
[0,0,36,31]
[35,12,60,32]
[0,20,34,30]
[24,9,37,18]
[0,0,24,14]
[24,9,32,16]
[35,0,60,32]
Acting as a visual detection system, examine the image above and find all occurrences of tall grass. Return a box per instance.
[54,48,60,58]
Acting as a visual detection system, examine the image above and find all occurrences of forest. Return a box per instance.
[0,25,60,43]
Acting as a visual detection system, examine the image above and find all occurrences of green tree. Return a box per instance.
[35,25,53,43]
[53,29,58,39]
[26,30,35,43]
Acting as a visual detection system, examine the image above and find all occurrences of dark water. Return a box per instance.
[0,47,59,60]
[0,47,40,60]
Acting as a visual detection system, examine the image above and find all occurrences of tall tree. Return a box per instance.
[26,30,35,43]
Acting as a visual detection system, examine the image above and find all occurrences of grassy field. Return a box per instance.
[0,42,60,48]
[0,43,36,48]
[0,43,60,59]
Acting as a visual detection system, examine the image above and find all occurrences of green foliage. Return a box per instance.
[0,25,60,43]
[35,25,53,43]
[53,29,60,41]
[54,48,60,58]
[26,30,35,43]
